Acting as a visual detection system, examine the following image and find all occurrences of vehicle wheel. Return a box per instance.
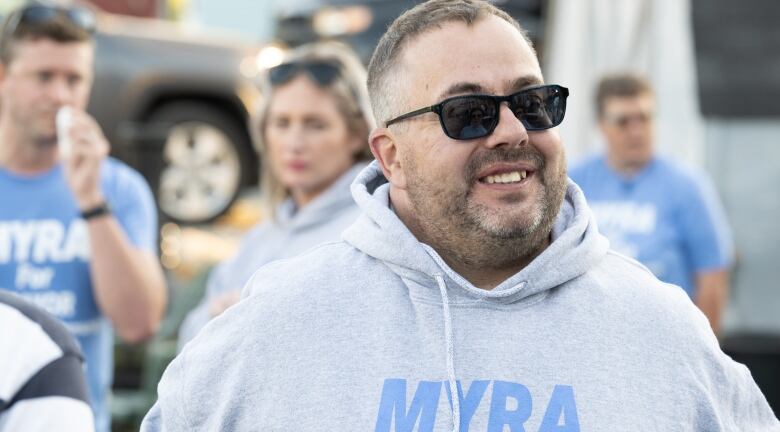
[148,102,255,224]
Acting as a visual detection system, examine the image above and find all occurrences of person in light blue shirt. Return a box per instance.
[570,72,733,333]
[0,4,167,431]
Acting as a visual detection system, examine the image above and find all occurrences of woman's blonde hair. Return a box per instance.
[252,42,375,215]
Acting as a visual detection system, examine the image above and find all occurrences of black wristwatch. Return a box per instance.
[80,202,111,220]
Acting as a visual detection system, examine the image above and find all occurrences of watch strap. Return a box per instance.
[81,203,111,220]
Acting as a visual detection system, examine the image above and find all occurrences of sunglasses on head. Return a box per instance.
[3,4,96,38]
[268,61,342,87]
[385,84,569,141]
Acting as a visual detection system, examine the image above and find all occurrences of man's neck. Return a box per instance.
[606,154,650,178]
[441,242,547,290]
[390,187,549,290]
[0,125,57,174]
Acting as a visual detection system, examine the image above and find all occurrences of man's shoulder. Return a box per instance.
[0,290,81,357]
[173,241,386,388]
[572,251,719,359]
[0,291,83,398]
[102,156,141,175]
[101,157,151,189]
[591,250,699,320]
[101,157,155,208]
[242,241,380,300]
[652,157,711,187]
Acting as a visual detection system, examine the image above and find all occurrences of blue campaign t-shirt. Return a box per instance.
[0,157,157,432]
[569,155,733,298]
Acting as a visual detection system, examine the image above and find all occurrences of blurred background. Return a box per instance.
[2,0,777,429]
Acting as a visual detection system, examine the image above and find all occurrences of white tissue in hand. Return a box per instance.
[56,106,73,159]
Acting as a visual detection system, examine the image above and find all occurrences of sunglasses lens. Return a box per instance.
[441,97,498,140]
[268,63,298,85]
[15,5,95,34]
[268,61,340,87]
[67,8,97,33]
[511,86,567,131]
[20,6,58,24]
[306,62,340,86]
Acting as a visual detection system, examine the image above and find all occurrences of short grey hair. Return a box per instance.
[367,0,534,126]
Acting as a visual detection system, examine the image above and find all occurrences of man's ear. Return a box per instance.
[369,127,408,189]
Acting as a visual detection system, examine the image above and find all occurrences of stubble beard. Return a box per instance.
[10,106,57,149]
[404,147,568,272]
[33,134,57,149]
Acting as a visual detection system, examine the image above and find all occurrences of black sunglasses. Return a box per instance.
[385,84,569,140]
[268,61,341,87]
[3,4,96,38]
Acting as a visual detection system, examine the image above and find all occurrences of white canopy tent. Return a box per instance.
[543,0,705,167]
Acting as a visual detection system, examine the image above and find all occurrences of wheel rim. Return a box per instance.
[158,122,242,222]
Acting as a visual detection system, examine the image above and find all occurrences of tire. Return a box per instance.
[147,102,255,224]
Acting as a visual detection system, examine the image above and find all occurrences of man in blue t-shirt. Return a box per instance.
[0,4,167,431]
[570,72,733,334]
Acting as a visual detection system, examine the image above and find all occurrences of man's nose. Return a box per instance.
[47,77,72,105]
[625,118,649,136]
[483,102,528,149]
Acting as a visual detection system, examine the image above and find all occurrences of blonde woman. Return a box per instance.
[178,43,374,349]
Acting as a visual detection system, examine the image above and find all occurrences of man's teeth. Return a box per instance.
[484,170,528,184]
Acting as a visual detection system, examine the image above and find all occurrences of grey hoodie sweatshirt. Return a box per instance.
[143,161,778,431]
[177,163,365,349]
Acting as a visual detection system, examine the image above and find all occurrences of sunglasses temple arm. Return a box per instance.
[385,106,436,127]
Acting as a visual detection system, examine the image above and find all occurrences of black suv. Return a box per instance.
[89,13,262,224]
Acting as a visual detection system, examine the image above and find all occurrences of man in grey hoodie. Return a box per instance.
[143,1,779,430]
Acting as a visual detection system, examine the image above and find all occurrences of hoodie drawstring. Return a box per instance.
[434,273,460,432]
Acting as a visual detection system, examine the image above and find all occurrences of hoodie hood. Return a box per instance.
[343,161,609,304]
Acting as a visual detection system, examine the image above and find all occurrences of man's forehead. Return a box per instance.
[14,38,92,53]
[397,17,541,103]
[11,39,93,67]
[436,75,543,100]
[604,94,655,113]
